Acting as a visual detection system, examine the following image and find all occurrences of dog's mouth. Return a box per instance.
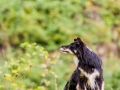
[60,48,70,54]
[60,46,73,54]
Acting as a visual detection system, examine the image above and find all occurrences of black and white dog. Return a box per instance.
[60,37,104,90]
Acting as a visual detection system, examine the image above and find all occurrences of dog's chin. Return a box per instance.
[62,51,70,54]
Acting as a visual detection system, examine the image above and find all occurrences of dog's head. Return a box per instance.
[60,37,85,56]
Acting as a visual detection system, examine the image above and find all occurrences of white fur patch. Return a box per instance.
[84,85,87,90]
[102,81,104,90]
[76,84,81,90]
[87,46,92,51]
[79,68,100,89]
[73,56,79,67]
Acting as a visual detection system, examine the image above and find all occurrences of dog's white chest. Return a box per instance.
[79,68,100,89]
[73,56,79,67]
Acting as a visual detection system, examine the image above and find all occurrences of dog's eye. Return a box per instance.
[75,43,79,47]
[70,46,74,49]
[74,50,77,53]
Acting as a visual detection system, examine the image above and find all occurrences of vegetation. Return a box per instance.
[0,0,120,90]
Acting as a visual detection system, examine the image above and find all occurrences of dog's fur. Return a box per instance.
[60,37,104,90]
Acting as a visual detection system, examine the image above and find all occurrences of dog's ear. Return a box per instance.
[74,38,77,42]
[76,37,81,42]
[74,37,82,45]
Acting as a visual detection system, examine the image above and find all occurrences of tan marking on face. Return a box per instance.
[65,48,74,54]
[74,49,77,53]
[61,48,74,54]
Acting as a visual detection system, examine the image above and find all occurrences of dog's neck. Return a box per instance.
[72,56,79,67]
[72,46,92,67]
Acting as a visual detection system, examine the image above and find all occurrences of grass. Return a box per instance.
[0,43,120,90]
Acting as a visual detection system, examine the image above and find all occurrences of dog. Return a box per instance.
[60,37,104,90]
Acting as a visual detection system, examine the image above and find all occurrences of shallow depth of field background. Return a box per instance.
[0,0,120,90]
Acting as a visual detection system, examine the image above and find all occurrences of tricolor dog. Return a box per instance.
[60,37,104,90]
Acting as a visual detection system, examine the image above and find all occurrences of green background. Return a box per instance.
[0,0,120,90]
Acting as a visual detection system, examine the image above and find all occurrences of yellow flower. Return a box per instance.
[0,85,4,88]
[85,1,93,7]
[12,69,18,74]
[25,67,30,72]
[28,87,33,90]
[40,73,45,77]
[21,85,25,88]
[41,64,47,68]
[35,86,46,90]
[44,51,49,57]
[4,74,11,81]
[10,62,15,66]
[12,83,18,87]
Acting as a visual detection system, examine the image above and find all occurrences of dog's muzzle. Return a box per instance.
[60,46,73,54]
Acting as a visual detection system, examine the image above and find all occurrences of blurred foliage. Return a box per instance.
[0,43,59,90]
[103,53,120,90]
[0,43,120,90]
[0,0,120,50]
[0,0,120,90]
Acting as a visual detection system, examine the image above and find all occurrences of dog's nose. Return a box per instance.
[60,46,64,48]
[60,46,65,51]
